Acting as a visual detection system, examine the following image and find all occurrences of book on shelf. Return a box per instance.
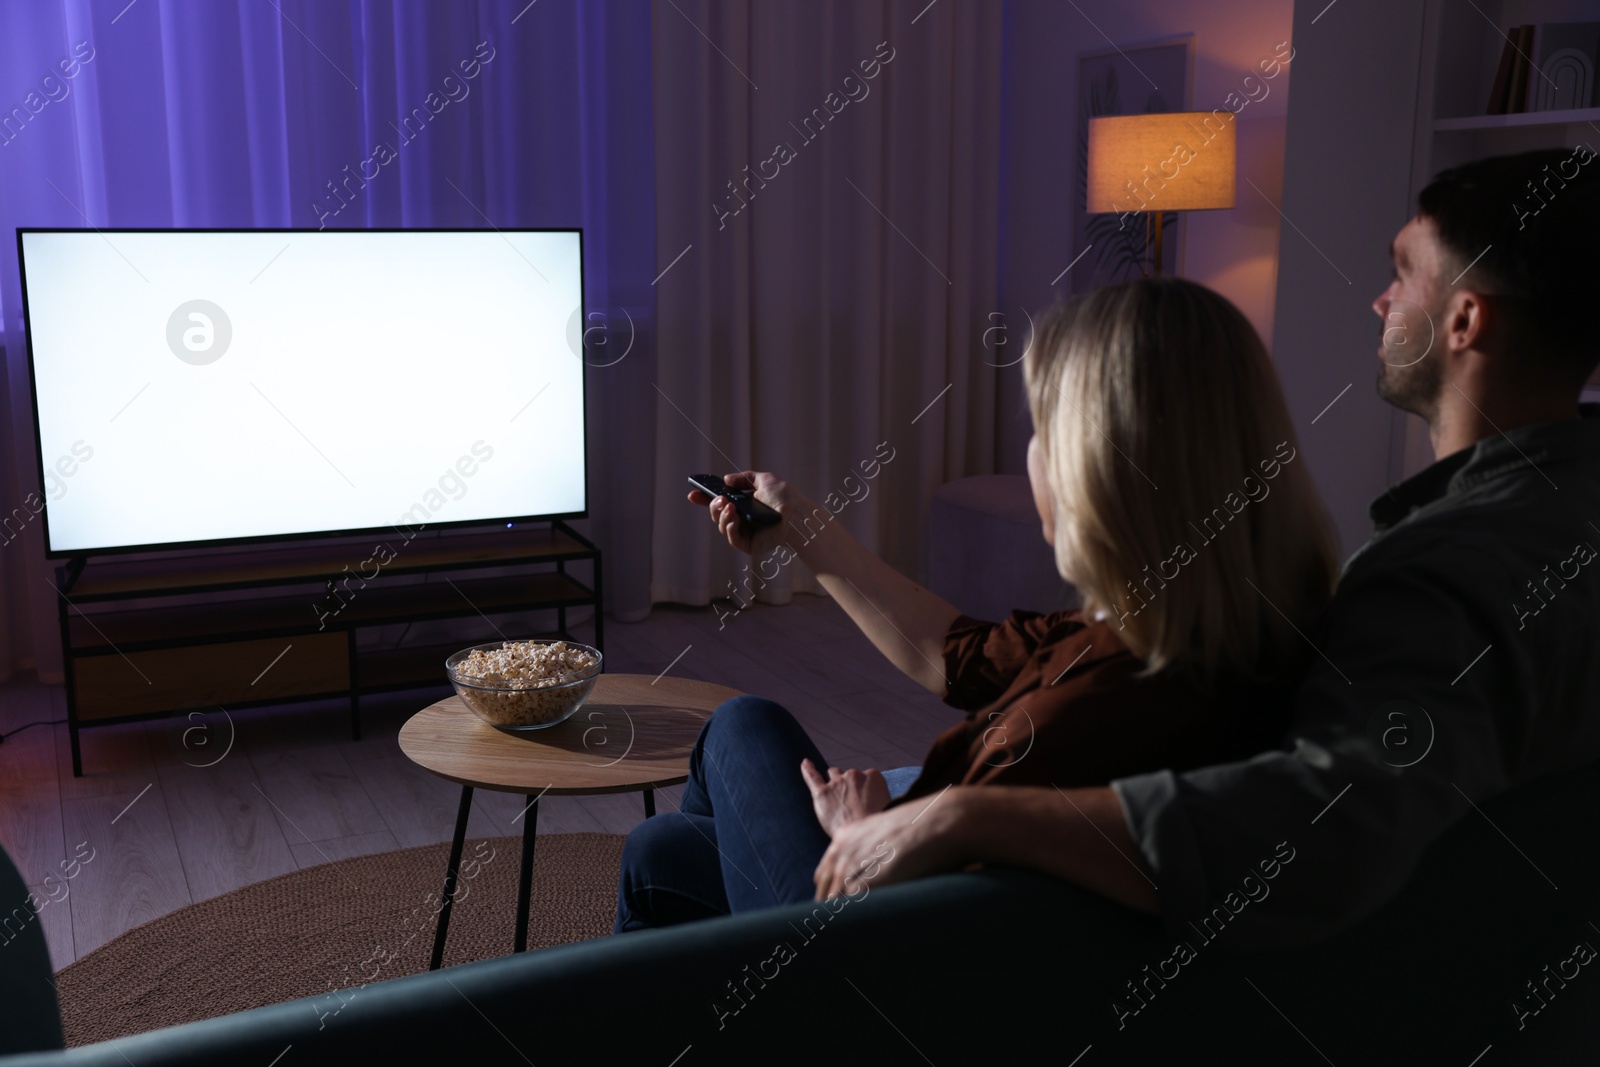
[1507,25,1534,114]
[1487,26,1521,115]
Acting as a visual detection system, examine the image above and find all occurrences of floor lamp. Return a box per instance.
[1086,112,1237,276]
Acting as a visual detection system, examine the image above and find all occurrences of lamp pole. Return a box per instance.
[1144,210,1165,277]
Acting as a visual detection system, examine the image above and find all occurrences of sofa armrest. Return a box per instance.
[0,843,64,1056]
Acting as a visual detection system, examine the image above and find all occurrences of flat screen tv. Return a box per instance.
[18,228,585,558]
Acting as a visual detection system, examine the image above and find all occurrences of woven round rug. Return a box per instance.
[55,833,624,1047]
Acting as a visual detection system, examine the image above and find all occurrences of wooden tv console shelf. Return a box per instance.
[53,521,602,777]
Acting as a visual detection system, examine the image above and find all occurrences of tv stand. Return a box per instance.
[53,522,601,777]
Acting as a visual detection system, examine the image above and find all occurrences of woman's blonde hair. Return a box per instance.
[1024,278,1339,684]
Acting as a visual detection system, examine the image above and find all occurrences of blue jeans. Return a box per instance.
[614,696,919,933]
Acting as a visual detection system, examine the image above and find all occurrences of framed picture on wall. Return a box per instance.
[1072,34,1195,294]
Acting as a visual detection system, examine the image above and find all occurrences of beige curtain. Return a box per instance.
[647,0,1006,611]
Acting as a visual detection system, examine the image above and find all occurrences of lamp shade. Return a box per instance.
[1086,112,1236,214]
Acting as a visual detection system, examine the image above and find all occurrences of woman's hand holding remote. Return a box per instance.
[684,467,959,698]
[686,470,806,558]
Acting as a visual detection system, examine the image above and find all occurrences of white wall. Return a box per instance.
[997,0,1298,474]
[1269,0,1428,557]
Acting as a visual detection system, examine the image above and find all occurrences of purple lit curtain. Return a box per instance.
[0,0,658,681]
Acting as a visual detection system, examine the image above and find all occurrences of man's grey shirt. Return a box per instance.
[1112,405,1600,948]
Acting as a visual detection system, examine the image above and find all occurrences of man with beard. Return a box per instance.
[1370,145,1598,480]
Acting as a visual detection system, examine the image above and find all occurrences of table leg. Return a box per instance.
[514,794,539,953]
[429,785,474,971]
[642,788,656,819]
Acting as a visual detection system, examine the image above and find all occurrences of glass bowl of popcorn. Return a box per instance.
[445,639,603,732]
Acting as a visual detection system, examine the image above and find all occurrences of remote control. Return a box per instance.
[688,474,782,526]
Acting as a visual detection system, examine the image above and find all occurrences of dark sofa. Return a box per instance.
[4,759,1598,1065]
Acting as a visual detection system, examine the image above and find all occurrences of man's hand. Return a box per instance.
[800,758,890,838]
[812,787,967,900]
[811,785,1161,914]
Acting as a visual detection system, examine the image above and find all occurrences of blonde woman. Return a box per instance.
[616,278,1340,930]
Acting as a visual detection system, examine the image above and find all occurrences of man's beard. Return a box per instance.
[1376,299,1444,421]
[1376,354,1443,421]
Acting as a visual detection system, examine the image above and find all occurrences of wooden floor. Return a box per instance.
[0,596,960,970]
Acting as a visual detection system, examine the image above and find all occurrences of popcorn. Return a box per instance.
[450,640,600,728]
[454,640,598,687]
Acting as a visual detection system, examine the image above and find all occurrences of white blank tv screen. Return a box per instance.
[19,229,586,556]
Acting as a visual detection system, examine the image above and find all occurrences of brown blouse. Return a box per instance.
[888,610,1297,806]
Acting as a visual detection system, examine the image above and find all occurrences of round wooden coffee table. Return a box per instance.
[399,672,742,969]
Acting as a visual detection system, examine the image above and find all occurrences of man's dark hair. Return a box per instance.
[1417,147,1600,383]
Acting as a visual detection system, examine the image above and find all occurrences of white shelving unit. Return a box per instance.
[1433,105,1600,131]
[1390,0,1600,480]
